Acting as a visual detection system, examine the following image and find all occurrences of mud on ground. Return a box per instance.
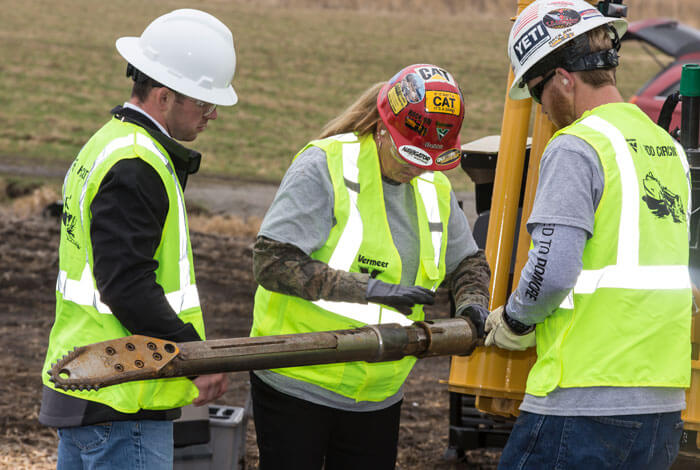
[0,184,497,469]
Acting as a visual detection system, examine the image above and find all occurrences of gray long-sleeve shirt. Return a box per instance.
[255,145,480,411]
[507,134,685,416]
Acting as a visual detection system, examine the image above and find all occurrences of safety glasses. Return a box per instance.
[171,89,217,117]
[529,70,556,105]
[190,98,217,117]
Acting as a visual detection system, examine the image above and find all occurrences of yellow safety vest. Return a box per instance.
[251,132,452,401]
[42,117,205,413]
[526,103,692,396]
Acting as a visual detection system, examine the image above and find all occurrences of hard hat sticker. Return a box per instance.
[426,91,461,116]
[512,7,539,37]
[543,8,581,29]
[387,84,408,115]
[435,149,460,167]
[400,73,425,104]
[548,29,574,48]
[399,145,433,167]
[436,123,453,141]
[514,22,551,64]
[579,8,602,20]
[416,67,456,86]
[405,110,431,137]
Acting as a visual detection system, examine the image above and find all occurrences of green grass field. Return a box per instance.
[0,0,691,189]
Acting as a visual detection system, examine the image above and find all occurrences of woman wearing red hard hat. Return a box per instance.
[377,64,465,174]
[248,64,490,469]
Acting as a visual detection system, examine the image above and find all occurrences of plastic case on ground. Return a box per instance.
[174,404,248,470]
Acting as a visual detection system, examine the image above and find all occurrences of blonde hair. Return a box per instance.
[578,26,617,88]
[317,82,385,139]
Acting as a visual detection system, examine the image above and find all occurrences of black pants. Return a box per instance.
[250,372,402,470]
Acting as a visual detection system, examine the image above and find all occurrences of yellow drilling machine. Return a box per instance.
[48,0,699,467]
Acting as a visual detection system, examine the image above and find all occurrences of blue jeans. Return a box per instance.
[57,420,173,470]
[498,411,684,470]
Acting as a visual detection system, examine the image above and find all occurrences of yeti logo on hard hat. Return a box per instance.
[514,22,550,64]
[399,145,432,166]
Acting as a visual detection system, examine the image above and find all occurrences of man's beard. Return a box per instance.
[547,84,575,129]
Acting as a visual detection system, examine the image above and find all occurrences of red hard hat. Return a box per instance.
[377,64,464,171]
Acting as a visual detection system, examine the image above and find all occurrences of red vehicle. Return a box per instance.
[623,18,700,132]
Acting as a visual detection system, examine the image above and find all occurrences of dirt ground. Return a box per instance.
[0,178,497,469]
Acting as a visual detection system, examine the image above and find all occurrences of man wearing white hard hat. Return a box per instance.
[484,1,693,468]
[39,9,236,469]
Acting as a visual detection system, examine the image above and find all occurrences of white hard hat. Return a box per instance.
[116,9,237,106]
[507,0,627,100]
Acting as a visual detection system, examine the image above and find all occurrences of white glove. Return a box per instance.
[484,306,536,351]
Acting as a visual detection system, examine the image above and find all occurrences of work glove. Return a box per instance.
[484,306,535,351]
[456,304,489,339]
[366,278,435,315]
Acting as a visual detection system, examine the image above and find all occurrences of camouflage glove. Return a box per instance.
[455,304,489,339]
[366,278,435,315]
[485,306,535,351]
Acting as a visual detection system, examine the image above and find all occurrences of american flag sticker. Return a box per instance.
[513,8,539,37]
[580,8,602,19]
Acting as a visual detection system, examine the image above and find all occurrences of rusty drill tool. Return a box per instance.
[48,317,477,391]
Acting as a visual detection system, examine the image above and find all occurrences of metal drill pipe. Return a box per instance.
[48,318,477,390]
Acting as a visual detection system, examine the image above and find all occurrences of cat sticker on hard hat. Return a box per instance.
[426,91,461,115]
[415,66,457,86]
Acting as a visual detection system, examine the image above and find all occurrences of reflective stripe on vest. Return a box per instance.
[559,115,690,310]
[312,133,443,326]
[55,132,200,314]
